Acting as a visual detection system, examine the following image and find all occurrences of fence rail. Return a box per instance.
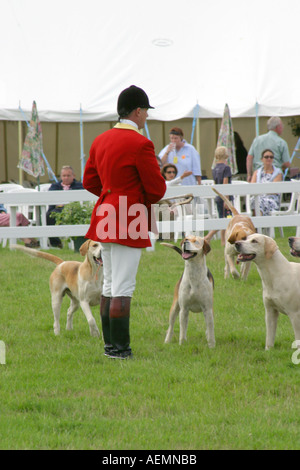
[0,181,300,248]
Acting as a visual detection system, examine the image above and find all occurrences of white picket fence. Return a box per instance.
[0,181,300,249]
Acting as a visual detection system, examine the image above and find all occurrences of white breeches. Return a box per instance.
[101,243,142,297]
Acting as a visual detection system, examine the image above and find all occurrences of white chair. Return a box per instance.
[0,185,28,247]
[173,201,209,241]
[35,183,51,192]
[231,180,252,216]
[4,188,48,249]
[201,179,215,185]
[266,179,300,237]
[271,185,300,237]
[202,179,251,219]
[0,183,23,193]
[34,184,51,218]
[6,188,38,223]
[201,180,248,241]
[155,194,195,242]
[166,195,210,242]
[200,179,218,219]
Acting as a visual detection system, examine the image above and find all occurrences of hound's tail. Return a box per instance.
[11,244,64,265]
[160,242,182,256]
[212,187,240,216]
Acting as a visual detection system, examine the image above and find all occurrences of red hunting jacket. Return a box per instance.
[83,123,166,248]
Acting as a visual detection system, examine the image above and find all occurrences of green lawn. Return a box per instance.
[0,229,300,450]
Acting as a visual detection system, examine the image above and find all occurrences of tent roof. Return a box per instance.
[1,0,300,122]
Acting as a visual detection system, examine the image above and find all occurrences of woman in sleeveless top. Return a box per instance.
[250,149,283,216]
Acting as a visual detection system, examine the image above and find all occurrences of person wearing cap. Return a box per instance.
[83,85,166,359]
[158,127,202,185]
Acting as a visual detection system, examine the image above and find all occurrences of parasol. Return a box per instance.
[18,101,45,180]
[212,103,238,175]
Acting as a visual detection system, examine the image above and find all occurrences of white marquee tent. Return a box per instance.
[1,0,300,123]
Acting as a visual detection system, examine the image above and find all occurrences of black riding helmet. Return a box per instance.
[117,85,154,118]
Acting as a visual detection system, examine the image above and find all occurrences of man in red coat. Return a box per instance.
[83,85,166,359]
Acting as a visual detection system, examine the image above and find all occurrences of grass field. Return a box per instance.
[0,229,300,450]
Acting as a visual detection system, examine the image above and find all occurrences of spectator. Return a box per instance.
[246,117,290,182]
[234,131,247,176]
[158,127,202,185]
[161,163,192,186]
[46,165,84,248]
[0,203,39,247]
[250,149,283,216]
[205,146,233,245]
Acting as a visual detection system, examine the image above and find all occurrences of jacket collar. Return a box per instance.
[114,122,140,133]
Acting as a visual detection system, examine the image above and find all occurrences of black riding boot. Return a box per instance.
[106,296,132,359]
[100,295,113,355]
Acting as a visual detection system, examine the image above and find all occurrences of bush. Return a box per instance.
[51,201,95,225]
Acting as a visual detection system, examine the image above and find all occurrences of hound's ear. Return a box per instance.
[227,226,238,244]
[203,239,211,255]
[160,242,182,256]
[264,237,278,260]
[79,239,90,256]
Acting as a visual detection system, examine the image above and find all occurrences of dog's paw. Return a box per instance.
[224,268,230,279]
[164,333,173,344]
[206,329,215,348]
[53,326,60,336]
[89,322,100,338]
[179,337,187,345]
[231,269,240,279]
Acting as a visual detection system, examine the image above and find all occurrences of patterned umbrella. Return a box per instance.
[212,103,238,175]
[18,101,45,178]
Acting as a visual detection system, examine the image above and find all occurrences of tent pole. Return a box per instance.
[255,102,260,137]
[80,105,85,181]
[190,103,200,146]
[55,123,59,176]
[196,116,200,156]
[3,121,8,181]
[18,119,23,185]
[144,121,151,140]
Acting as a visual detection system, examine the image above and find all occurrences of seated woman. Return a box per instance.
[158,164,192,240]
[250,149,283,215]
[0,203,39,247]
[161,163,192,186]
